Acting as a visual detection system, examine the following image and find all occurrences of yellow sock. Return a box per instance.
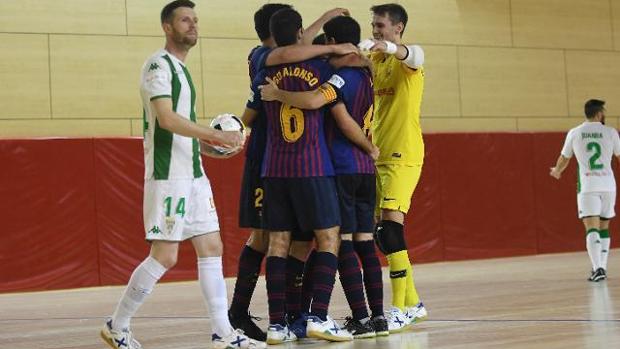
[405,263,420,307]
[387,250,410,310]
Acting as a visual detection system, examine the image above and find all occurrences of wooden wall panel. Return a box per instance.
[518,117,620,132]
[459,47,567,117]
[421,45,460,117]
[0,0,126,35]
[400,0,512,46]
[126,0,170,36]
[130,119,143,137]
[422,118,517,133]
[0,34,50,119]
[512,0,613,50]
[202,0,267,39]
[0,120,130,138]
[612,0,620,50]
[287,0,377,41]
[128,0,269,39]
[201,38,258,118]
[50,36,204,119]
[2,0,620,136]
[565,51,620,118]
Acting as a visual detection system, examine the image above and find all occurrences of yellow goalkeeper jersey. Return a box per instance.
[370,52,425,166]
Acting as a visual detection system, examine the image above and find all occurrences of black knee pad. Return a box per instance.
[373,220,407,255]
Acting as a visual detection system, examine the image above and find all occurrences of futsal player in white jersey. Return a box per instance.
[550,99,620,282]
[100,1,265,349]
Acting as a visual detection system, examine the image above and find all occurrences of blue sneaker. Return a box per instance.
[289,315,307,339]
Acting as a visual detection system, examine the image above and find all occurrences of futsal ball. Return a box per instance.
[200,113,245,158]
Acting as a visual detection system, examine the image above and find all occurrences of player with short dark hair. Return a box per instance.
[248,7,354,344]
[550,99,620,282]
[260,14,387,338]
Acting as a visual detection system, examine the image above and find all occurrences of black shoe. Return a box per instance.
[588,268,606,282]
[343,316,376,338]
[228,310,266,341]
[369,315,389,336]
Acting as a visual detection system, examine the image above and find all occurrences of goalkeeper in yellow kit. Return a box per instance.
[358,3,428,333]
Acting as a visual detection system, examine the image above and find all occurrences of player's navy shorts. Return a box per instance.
[335,174,376,234]
[238,159,263,229]
[263,176,340,232]
[292,229,315,242]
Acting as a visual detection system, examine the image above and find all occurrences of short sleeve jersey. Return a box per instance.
[244,45,271,164]
[561,121,620,193]
[323,67,375,174]
[248,58,334,177]
[370,52,425,166]
[141,49,203,180]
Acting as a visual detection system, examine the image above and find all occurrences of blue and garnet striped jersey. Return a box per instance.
[248,58,335,178]
[248,45,271,82]
[244,46,272,163]
[324,67,375,175]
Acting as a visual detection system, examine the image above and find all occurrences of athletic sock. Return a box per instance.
[354,240,384,317]
[405,263,421,307]
[586,228,602,270]
[111,256,167,330]
[265,256,287,325]
[599,229,610,270]
[310,251,338,321]
[387,250,409,310]
[301,249,317,313]
[198,257,232,337]
[285,256,305,321]
[230,246,264,316]
[338,240,369,320]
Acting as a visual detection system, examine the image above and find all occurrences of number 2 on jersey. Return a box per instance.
[280,103,304,142]
[587,142,604,170]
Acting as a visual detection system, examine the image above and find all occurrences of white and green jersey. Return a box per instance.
[561,121,620,193]
[141,49,203,180]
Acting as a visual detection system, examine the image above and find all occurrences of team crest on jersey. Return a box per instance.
[148,62,160,72]
[165,216,176,234]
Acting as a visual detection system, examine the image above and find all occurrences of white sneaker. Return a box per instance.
[266,324,297,345]
[306,315,353,342]
[386,307,410,333]
[406,302,428,324]
[100,319,142,349]
[212,328,266,349]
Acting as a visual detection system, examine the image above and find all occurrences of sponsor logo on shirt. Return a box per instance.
[376,88,395,96]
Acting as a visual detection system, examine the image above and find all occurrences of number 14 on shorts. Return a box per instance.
[164,196,186,217]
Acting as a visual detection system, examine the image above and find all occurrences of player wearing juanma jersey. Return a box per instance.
[550,99,620,282]
[357,3,428,333]
[260,15,387,339]
[100,2,264,349]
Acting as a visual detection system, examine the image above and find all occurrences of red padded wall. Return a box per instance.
[1,134,616,292]
[0,139,100,292]
[405,134,444,263]
[532,133,583,253]
[436,134,538,260]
